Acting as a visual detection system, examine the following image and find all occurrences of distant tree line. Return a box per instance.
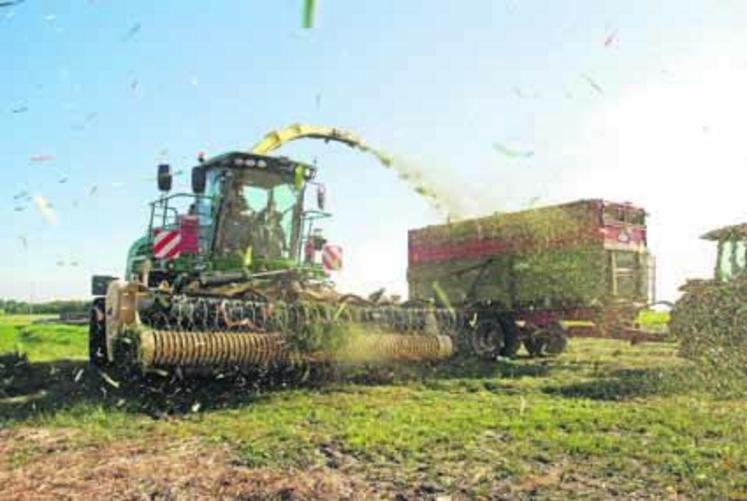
[0,299,90,315]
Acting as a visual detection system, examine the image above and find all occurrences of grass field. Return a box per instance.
[1,315,745,499]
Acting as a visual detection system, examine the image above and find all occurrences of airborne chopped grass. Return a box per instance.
[0,315,746,498]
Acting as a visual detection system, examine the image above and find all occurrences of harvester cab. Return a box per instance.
[701,224,747,283]
[119,152,332,292]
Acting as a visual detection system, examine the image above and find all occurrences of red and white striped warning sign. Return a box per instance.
[153,229,182,260]
[178,215,199,254]
[322,244,342,272]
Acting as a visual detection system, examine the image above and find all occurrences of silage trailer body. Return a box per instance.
[408,199,656,342]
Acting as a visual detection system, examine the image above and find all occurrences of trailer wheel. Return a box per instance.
[89,298,108,367]
[470,320,505,359]
[523,333,542,357]
[544,328,568,355]
[525,324,567,357]
[497,314,521,358]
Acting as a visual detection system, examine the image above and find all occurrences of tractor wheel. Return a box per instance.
[469,319,505,359]
[89,298,108,367]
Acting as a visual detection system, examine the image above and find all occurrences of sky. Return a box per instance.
[1,0,747,302]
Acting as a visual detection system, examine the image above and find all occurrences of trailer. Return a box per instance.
[408,199,660,356]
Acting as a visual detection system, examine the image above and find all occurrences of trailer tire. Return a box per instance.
[89,298,108,367]
[497,314,521,358]
[544,329,568,355]
[525,324,567,357]
[470,319,505,359]
[523,333,543,357]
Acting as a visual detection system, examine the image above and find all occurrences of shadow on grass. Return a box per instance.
[0,351,555,423]
[435,354,552,379]
[413,356,552,385]
[310,352,553,391]
[542,367,693,401]
[0,353,325,422]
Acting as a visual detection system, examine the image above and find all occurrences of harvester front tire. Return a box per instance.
[89,298,108,367]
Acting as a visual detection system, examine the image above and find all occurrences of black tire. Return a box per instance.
[497,313,521,358]
[469,319,506,359]
[524,324,568,357]
[544,330,568,355]
[89,298,108,367]
[523,332,544,357]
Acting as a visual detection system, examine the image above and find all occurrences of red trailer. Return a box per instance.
[407,199,660,355]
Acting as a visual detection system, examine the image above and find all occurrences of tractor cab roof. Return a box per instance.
[197,151,317,180]
[702,223,747,241]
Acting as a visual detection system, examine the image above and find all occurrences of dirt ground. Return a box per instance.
[0,428,379,500]
[0,426,676,500]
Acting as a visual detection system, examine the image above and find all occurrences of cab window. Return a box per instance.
[603,205,624,224]
[630,210,645,225]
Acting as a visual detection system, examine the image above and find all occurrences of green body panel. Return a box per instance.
[512,246,610,306]
[125,236,150,280]
[408,201,650,308]
[408,246,612,308]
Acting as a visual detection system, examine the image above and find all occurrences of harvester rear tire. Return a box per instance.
[89,298,108,367]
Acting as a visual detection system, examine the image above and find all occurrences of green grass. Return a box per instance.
[1,315,745,498]
[0,315,87,361]
[637,309,671,328]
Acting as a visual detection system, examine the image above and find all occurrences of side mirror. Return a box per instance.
[157,164,172,192]
[192,166,206,194]
[316,184,326,210]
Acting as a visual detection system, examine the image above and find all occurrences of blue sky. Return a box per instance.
[2,1,747,301]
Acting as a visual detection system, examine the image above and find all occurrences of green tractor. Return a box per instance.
[89,126,456,373]
[670,223,747,365]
